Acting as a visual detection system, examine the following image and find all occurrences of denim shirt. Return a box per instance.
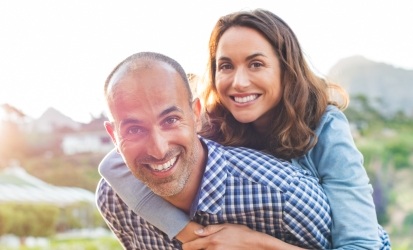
[99,105,388,249]
[292,105,381,249]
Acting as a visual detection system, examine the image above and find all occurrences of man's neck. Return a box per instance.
[164,139,207,214]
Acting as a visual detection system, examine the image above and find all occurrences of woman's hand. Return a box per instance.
[182,223,306,250]
[175,221,204,243]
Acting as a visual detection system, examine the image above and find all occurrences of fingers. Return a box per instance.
[176,221,203,243]
[194,224,225,236]
[182,237,208,250]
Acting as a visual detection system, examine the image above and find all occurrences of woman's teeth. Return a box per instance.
[234,94,258,103]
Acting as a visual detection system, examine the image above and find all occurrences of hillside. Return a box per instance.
[327,56,413,117]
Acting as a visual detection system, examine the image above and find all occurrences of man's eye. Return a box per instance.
[164,117,178,125]
[127,127,143,135]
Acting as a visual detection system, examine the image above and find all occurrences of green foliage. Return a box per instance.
[22,153,104,192]
[0,203,110,248]
[3,203,60,239]
[384,140,413,170]
[0,236,123,250]
[0,205,13,235]
[344,94,386,134]
[344,93,413,249]
[49,236,123,250]
[56,202,106,232]
[404,211,413,231]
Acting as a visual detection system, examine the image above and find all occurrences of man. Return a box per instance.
[97,52,332,249]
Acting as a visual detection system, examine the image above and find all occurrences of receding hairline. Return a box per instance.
[104,52,192,101]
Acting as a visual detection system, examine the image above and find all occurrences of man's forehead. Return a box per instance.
[109,62,182,107]
[108,60,188,106]
[108,60,157,92]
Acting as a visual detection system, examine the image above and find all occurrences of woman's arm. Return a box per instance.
[98,148,200,241]
[303,107,383,249]
[98,149,327,247]
[182,224,306,250]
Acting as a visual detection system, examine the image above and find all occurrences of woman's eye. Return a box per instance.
[251,62,263,68]
[218,63,233,71]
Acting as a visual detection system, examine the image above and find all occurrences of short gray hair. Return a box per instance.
[104,52,193,101]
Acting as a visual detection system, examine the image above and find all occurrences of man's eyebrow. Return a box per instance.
[119,106,184,127]
[119,118,142,127]
[160,106,184,118]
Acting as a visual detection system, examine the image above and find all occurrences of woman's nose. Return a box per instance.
[232,68,250,91]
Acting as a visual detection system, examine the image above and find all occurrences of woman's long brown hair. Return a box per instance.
[199,9,348,160]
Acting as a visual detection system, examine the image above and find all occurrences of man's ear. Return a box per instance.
[104,121,119,150]
[191,98,202,132]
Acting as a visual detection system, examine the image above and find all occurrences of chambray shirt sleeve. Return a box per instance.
[98,148,190,239]
[308,108,381,249]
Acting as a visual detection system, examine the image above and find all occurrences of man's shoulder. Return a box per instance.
[202,137,286,163]
[96,178,126,212]
[98,148,125,178]
[97,177,111,193]
[96,178,114,208]
[201,137,309,187]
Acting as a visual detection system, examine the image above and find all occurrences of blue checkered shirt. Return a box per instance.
[97,138,332,249]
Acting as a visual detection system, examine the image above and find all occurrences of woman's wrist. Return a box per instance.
[175,221,203,243]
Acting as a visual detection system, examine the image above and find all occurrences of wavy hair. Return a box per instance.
[199,9,348,159]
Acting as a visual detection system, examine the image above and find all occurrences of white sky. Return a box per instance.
[1,0,412,122]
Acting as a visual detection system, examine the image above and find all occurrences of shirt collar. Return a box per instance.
[190,138,227,216]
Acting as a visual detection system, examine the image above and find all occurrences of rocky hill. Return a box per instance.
[327,56,413,117]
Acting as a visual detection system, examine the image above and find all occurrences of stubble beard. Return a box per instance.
[133,142,199,197]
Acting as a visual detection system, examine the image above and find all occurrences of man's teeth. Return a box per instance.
[234,94,258,103]
[150,157,177,172]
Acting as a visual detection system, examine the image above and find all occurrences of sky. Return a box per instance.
[1,0,412,123]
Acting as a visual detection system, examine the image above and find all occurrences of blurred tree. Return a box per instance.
[344,94,385,135]
[23,153,103,192]
[404,211,413,232]
[56,202,103,232]
[4,203,59,246]
[0,205,13,236]
[385,141,412,170]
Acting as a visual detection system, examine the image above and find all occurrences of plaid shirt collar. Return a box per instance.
[193,137,228,215]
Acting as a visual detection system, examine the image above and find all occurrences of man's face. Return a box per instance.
[105,62,202,197]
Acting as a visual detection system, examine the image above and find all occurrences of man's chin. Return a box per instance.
[151,187,182,197]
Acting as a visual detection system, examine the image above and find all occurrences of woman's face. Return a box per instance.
[215,26,283,132]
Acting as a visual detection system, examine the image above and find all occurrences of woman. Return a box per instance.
[99,8,390,249]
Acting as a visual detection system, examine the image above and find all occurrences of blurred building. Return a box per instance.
[61,115,113,155]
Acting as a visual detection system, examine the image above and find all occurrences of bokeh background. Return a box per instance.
[1,0,412,249]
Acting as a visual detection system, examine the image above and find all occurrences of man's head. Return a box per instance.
[104,52,204,199]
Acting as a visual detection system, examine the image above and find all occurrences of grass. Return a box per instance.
[0,236,123,250]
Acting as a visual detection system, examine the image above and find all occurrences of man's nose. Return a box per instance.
[146,129,168,159]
